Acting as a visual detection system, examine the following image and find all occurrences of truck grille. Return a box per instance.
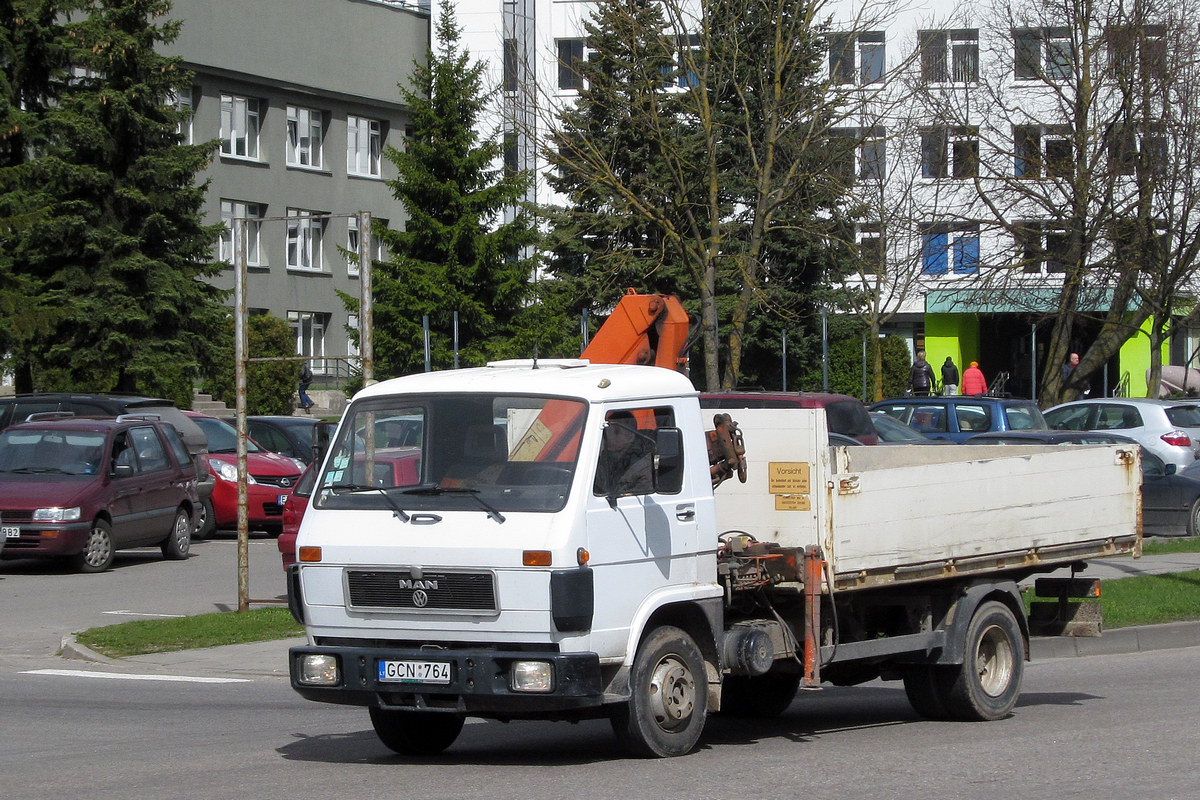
[345,569,497,612]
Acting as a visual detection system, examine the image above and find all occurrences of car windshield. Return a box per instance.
[872,413,927,442]
[0,429,107,475]
[1004,404,1046,430]
[315,393,587,514]
[192,416,264,454]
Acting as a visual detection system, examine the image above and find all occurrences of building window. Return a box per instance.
[1014,125,1072,178]
[220,94,261,159]
[830,127,886,182]
[922,126,978,179]
[677,34,701,88]
[860,127,886,179]
[919,29,978,83]
[922,223,980,275]
[857,224,885,274]
[503,38,518,93]
[1014,28,1072,81]
[347,115,382,177]
[830,31,885,85]
[557,38,586,90]
[346,313,361,369]
[219,200,264,266]
[286,106,324,168]
[172,87,195,144]
[289,311,328,374]
[287,209,325,270]
[1017,222,1069,273]
[1107,123,1167,176]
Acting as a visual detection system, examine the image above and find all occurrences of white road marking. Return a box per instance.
[102,610,187,618]
[21,669,250,684]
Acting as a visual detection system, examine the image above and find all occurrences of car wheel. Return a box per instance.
[75,519,115,573]
[368,708,464,756]
[1187,498,1200,537]
[192,498,216,540]
[610,625,708,757]
[161,507,191,560]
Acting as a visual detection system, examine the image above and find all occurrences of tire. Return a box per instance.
[941,601,1024,721]
[902,665,952,720]
[368,708,464,756]
[192,498,216,540]
[719,671,800,718]
[1187,498,1200,537]
[611,625,708,757]
[75,519,115,573]
[161,507,192,560]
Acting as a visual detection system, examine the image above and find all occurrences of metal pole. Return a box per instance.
[1030,323,1038,404]
[423,315,431,372]
[821,309,829,392]
[862,333,868,402]
[781,330,787,391]
[234,218,250,613]
[453,311,459,369]
[580,308,589,352]
[358,211,373,386]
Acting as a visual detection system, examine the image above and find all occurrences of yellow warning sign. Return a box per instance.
[768,462,811,495]
[775,494,811,511]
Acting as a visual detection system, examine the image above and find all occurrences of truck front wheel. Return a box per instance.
[368,708,464,756]
[611,625,708,757]
[942,601,1024,721]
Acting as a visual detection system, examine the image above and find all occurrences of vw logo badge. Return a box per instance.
[412,589,429,608]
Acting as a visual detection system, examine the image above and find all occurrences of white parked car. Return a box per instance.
[1043,397,1200,469]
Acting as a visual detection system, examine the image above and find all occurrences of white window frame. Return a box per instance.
[286,105,323,169]
[289,311,328,375]
[347,115,382,177]
[219,200,264,266]
[287,209,325,271]
[220,94,261,159]
[172,87,195,144]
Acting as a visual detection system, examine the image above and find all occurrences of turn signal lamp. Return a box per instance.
[298,546,322,563]
[523,550,552,566]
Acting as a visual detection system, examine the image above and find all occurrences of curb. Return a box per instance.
[59,634,121,665]
[1030,619,1200,659]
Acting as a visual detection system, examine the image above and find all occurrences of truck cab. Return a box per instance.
[289,361,721,755]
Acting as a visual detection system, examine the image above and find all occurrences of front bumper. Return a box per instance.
[1,523,90,558]
[289,644,605,717]
[210,480,286,527]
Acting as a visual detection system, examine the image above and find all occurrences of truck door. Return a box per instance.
[585,406,700,654]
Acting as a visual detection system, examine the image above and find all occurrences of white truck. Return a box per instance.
[287,360,1141,757]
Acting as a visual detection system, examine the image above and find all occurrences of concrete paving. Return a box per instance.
[58,548,1200,677]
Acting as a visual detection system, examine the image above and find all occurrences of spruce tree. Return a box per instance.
[0,0,223,402]
[366,3,539,378]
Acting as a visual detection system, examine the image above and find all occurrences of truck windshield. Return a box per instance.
[314,393,587,514]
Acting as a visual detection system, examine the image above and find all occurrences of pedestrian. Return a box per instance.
[298,362,315,411]
[961,360,988,395]
[941,357,959,396]
[1061,352,1089,397]
[909,349,936,396]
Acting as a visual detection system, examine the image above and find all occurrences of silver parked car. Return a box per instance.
[1043,397,1200,469]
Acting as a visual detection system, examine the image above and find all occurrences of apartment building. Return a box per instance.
[163,0,431,379]
[431,0,1200,400]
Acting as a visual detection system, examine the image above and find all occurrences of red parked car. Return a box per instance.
[0,416,198,572]
[185,412,304,536]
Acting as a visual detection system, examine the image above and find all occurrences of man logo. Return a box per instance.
[412,589,429,608]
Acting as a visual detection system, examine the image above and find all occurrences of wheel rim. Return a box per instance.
[975,624,1015,697]
[83,525,111,568]
[196,502,208,531]
[647,654,697,731]
[173,512,191,551]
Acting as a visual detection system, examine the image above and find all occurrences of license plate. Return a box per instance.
[277,494,289,506]
[378,660,452,684]
[2,526,19,539]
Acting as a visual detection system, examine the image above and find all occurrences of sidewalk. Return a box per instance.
[58,550,1200,677]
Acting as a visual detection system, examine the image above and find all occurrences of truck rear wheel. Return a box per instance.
[719,671,800,718]
[942,601,1024,721]
[611,625,708,757]
[368,708,464,756]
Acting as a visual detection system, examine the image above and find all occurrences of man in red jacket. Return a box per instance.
[962,361,988,395]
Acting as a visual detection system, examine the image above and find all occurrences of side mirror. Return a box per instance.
[1165,462,1177,476]
[112,464,135,479]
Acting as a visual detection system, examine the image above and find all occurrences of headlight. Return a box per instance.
[298,654,340,686]
[212,461,257,484]
[509,661,554,693]
[33,507,81,523]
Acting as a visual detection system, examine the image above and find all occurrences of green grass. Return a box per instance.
[1141,536,1200,556]
[74,607,303,658]
[1101,569,1200,628]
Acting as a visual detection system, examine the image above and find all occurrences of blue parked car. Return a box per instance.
[869,396,1047,443]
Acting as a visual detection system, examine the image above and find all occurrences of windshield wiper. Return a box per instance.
[11,467,69,474]
[327,483,410,522]
[401,485,506,524]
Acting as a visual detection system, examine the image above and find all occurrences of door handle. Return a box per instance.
[676,505,696,521]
